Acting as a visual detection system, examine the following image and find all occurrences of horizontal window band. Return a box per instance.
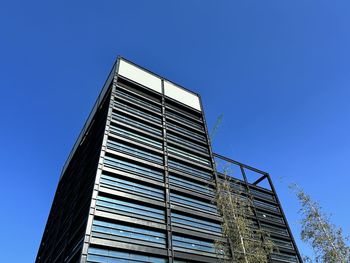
[168,159,213,180]
[111,112,163,136]
[106,140,163,165]
[173,251,219,263]
[107,133,164,155]
[167,139,210,157]
[173,246,216,258]
[95,205,165,225]
[91,231,166,249]
[170,204,221,222]
[168,168,215,186]
[170,199,216,213]
[171,213,222,235]
[95,197,165,224]
[166,123,206,141]
[115,87,162,111]
[111,105,162,126]
[165,108,203,125]
[103,155,164,182]
[88,238,168,258]
[165,101,202,120]
[170,185,213,201]
[109,124,163,149]
[94,210,167,231]
[166,115,204,133]
[113,101,162,124]
[98,186,165,208]
[91,219,166,248]
[171,225,222,239]
[167,146,211,166]
[100,174,164,201]
[270,252,299,263]
[114,94,162,115]
[166,126,207,144]
[167,131,208,147]
[101,166,165,187]
[169,175,214,196]
[260,223,290,237]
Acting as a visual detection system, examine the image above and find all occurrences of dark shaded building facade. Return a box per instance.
[36,58,302,263]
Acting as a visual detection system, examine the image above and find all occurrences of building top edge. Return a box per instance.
[118,56,201,98]
[117,57,202,111]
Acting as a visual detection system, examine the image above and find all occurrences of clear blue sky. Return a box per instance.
[1,1,349,261]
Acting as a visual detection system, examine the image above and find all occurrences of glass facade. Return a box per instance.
[168,159,212,180]
[171,212,222,234]
[169,174,214,196]
[114,100,162,124]
[168,145,211,166]
[104,155,163,181]
[91,219,166,248]
[165,109,204,130]
[115,88,161,113]
[109,124,162,149]
[170,193,217,214]
[100,173,164,200]
[167,133,208,154]
[112,112,162,136]
[87,247,167,263]
[172,235,215,255]
[96,195,165,223]
[106,139,163,164]
[167,121,206,141]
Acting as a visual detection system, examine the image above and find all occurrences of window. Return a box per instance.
[100,174,164,200]
[269,237,294,250]
[253,200,279,212]
[87,247,167,263]
[168,159,212,180]
[166,110,204,130]
[168,146,211,166]
[260,223,289,237]
[110,125,162,149]
[250,189,275,201]
[171,212,221,234]
[112,112,162,136]
[114,100,161,123]
[165,102,202,121]
[169,174,213,196]
[167,122,206,141]
[172,235,215,255]
[270,252,299,263]
[96,195,165,223]
[167,133,208,153]
[170,193,217,213]
[91,219,166,247]
[104,155,163,181]
[107,139,163,164]
[116,89,161,112]
[256,210,284,224]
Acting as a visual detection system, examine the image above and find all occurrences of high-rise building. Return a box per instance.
[36,57,302,263]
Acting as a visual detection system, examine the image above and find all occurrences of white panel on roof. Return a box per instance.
[118,60,162,93]
[164,81,201,111]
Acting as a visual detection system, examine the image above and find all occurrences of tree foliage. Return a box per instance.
[290,183,350,263]
[214,175,276,263]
